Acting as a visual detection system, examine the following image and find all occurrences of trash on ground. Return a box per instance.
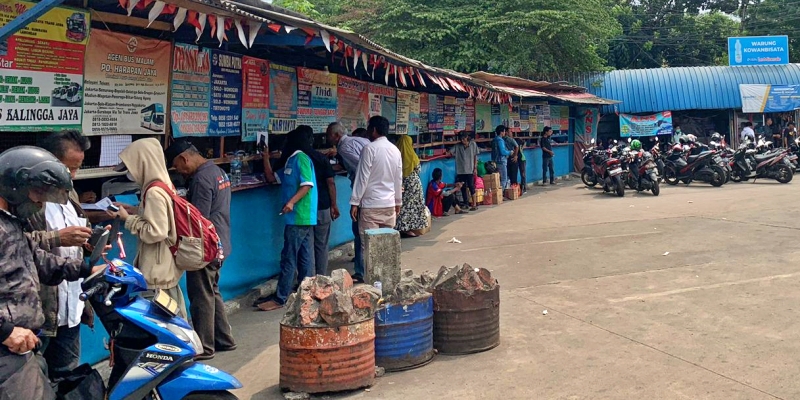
[447,237,462,244]
[662,252,670,256]
[542,310,548,315]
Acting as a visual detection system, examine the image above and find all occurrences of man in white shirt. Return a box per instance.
[741,121,756,143]
[28,130,93,378]
[349,116,402,281]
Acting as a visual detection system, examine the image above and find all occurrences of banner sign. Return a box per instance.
[419,93,429,133]
[455,98,467,133]
[170,43,210,137]
[728,36,789,66]
[297,67,337,133]
[491,104,502,129]
[574,107,599,170]
[519,105,530,131]
[241,56,269,142]
[396,89,420,135]
[620,111,673,137]
[427,94,443,133]
[443,96,456,135]
[82,30,170,135]
[269,63,297,134]
[509,104,521,132]
[0,1,89,131]
[740,84,800,113]
[475,101,491,132]
[368,83,396,133]
[337,75,368,133]
[207,50,242,136]
[465,99,475,132]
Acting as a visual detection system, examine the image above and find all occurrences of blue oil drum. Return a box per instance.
[375,294,435,371]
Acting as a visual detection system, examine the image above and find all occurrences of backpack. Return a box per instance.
[143,181,222,271]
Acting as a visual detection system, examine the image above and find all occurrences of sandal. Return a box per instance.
[441,212,450,216]
[469,207,478,211]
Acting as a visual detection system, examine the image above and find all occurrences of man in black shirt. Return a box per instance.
[783,122,796,148]
[766,118,781,145]
[540,126,555,185]
[166,139,236,360]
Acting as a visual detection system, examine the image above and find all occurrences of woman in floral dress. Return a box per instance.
[395,135,428,236]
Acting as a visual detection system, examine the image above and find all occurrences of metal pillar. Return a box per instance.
[0,0,67,42]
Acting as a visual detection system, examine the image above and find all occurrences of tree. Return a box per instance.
[743,0,800,62]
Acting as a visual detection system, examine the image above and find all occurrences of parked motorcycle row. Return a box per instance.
[581,133,797,198]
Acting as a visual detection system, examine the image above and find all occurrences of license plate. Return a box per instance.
[610,168,622,176]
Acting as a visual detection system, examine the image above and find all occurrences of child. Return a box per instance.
[426,168,467,217]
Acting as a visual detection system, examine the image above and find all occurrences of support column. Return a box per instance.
[363,228,401,295]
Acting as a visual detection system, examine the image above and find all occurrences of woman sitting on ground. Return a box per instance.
[426,168,467,217]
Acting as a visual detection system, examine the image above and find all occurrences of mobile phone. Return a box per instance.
[107,204,120,213]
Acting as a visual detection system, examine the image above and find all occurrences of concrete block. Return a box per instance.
[364,228,402,295]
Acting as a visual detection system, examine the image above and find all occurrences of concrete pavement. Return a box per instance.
[208,179,800,400]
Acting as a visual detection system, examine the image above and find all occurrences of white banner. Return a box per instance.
[739,84,770,113]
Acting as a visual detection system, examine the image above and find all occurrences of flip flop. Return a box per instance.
[256,300,284,311]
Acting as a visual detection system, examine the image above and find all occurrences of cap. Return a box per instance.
[164,139,196,168]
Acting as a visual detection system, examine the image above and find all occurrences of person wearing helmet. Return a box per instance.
[629,139,643,190]
[0,146,98,400]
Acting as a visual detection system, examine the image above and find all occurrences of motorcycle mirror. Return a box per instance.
[591,138,595,144]
[628,138,632,143]
[88,229,110,266]
[655,137,659,142]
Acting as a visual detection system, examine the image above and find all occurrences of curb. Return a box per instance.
[222,242,355,314]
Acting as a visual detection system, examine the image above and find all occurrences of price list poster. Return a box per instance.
[368,83,396,133]
[0,0,89,131]
[337,75,368,132]
[209,50,242,136]
[170,43,211,137]
[297,67,337,132]
[82,30,171,135]
[269,63,297,134]
[241,56,269,141]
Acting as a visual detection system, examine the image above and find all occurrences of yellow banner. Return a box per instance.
[0,0,89,44]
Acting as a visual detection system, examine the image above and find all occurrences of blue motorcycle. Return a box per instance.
[73,228,242,399]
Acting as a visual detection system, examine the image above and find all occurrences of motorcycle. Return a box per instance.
[708,140,733,184]
[628,150,660,196]
[69,226,243,400]
[663,143,726,187]
[581,138,625,197]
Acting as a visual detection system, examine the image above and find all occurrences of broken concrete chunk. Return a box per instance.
[401,269,414,279]
[319,291,354,326]
[280,293,300,326]
[418,270,436,288]
[310,275,335,301]
[432,263,498,293]
[330,269,353,292]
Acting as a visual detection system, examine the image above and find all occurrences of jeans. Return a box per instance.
[519,160,527,191]
[0,350,54,400]
[497,157,509,189]
[186,262,236,355]
[507,158,519,185]
[40,324,80,378]
[276,225,315,304]
[314,209,332,276]
[543,157,555,183]
[352,218,364,278]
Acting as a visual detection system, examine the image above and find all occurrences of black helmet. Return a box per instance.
[711,132,722,142]
[0,146,72,219]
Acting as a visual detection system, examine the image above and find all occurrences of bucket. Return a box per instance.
[375,295,435,371]
[279,318,375,393]
[432,285,500,354]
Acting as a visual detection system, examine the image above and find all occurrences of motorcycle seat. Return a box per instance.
[754,153,775,162]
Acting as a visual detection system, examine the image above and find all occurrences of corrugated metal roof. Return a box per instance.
[575,64,800,114]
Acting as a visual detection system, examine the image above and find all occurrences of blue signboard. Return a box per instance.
[619,111,673,137]
[209,50,243,136]
[728,36,789,66]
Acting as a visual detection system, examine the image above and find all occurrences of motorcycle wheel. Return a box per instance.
[664,166,679,185]
[182,391,239,400]
[581,170,597,187]
[709,166,725,187]
[651,179,660,196]
[681,178,692,185]
[776,165,793,184]
[730,169,743,183]
[614,176,625,197]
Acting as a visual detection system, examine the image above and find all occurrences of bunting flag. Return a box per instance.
[126,0,139,16]
[353,49,359,71]
[216,17,226,46]
[406,67,415,86]
[173,7,187,31]
[318,29,331,53]
[284,25,296,33]
[416,69,426,87]
[234,19,247,48]
[384,62,390,85]
[267,22,282,33]
[361,52,368,74]
[248,21,261,48]
[398,67,407,87]
[147,1,165,28]
[208,15,216,39]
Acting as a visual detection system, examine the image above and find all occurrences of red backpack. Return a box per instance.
[143,181,222,271]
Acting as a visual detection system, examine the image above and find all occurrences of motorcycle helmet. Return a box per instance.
[630,139,642,151]
[711,132,722,142]
[678,135,688,145]
[687,134,697,143]
[0,146,72,219]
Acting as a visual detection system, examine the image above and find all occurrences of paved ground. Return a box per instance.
[208,178,800,400]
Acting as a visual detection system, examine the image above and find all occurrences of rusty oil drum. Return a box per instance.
[279,318,375,393]
[432,285,500,354]
[375,294,435,371]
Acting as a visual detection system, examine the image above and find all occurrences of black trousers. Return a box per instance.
[519,160,527,191]
[543,157,554,183]
[186,263,236,355]
[455,174,475,206]
[507,159,519,185]
[443,194,456,213]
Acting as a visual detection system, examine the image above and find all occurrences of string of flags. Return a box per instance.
[117,0,511,104]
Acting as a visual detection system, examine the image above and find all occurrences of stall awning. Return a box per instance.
[469,71,620,106]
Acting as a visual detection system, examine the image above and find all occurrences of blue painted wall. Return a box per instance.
[80,151,572,365]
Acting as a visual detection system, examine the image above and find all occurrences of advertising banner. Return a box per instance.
[490,104,502,128]
[82,30,170,135]
[550,106,561,130]
[0,0,89,131]
[740,84,800,113]
[269,63,297,134]
[241,56,269,142]
[455,98,467,133]
[297,68,337,133]
[443,96,456,135]
[574,107,599,170]
[207,50,242,136]
[396,89,420,135]
[368,83,396,133]
[427,94,441,132]
[475,101,491,132]
[509,104,521,132]
[419,92,429,132]
[337,75,368,132]
[619,111,673,137]
[465,99,475,132]
[170,43,210,137]
[728,36,789,66]
[519,105,530,131]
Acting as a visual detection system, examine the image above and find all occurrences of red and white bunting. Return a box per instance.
[173,7,187,32]
[234,19,247,48]
[196,13,206,42]
[284,24,296,33]
[320,30,331,52]
[361,52,368,74]
[384,62,390,85]
[126,0,139,16]
[248,21,261,47]
[146,0,165,27]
